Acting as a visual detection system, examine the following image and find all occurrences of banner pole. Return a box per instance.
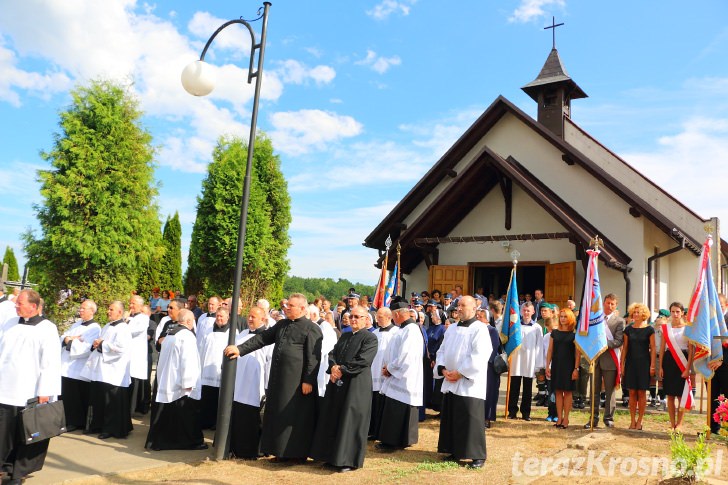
[589,362,595,432]
[707,378,712,438]
[505,366,511,419]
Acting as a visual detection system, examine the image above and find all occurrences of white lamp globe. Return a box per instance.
[181,60,216,96]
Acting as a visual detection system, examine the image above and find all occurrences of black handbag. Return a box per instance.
[492,353,509,375]
[20,399,67,444]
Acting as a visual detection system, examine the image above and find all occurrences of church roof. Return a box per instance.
[364,96,708,271]
[521,48,587,101]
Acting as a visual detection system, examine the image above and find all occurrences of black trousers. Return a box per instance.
[508,376,533,418]
[61,377,90,429]
[710,359,728,433]
[0,403,50,479]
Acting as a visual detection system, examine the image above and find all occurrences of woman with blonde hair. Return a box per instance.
[546,308,579,428]
[621,303,656,430]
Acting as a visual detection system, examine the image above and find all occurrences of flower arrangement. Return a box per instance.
[714,394,728,443]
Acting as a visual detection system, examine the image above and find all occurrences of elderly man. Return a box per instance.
[435,296,491,468]
[82,301,133,439]
[0,289,61,484]
[369,306,399,438]
[196,296,221,352]
[187,295,203,320]
[374,296,424,451]
[154,298,184,351]
[198,308,233,430]
[59,299,101,431]
[230,306,273,459]
[311,305,378,472]
[257,299,277,327]
[507,301,543,421]
[145,309,206,451]
[224,293,322,462]
[127,295,150,415]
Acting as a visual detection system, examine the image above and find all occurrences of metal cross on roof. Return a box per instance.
[544,16,564,49]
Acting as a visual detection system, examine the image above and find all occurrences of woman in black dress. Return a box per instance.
[658,302,694,431]
[621,303,656,430]
[546,309,580,429]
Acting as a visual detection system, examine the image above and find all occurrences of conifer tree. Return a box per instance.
[24,79,163,322]
[161,212,183,294]
[2,246,20,282]
[185,134,291,307]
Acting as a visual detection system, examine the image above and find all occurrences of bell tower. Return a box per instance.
[521,18,586,139]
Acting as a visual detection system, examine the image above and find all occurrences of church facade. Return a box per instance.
[364,48,725,313]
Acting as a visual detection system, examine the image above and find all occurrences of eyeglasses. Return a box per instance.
[350,315,364,319]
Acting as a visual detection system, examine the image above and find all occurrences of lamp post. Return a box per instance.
[180,1,271,460]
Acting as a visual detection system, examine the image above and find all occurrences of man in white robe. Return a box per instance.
[230,306,273,458]
[145,309,206,451]
[0,289,61,483]
[60,299,101,431]
[507,302,544,421]
[81,301,133,439]
[435,296,491,468]
[198,308,234,430]
[0,288,16,325]
[375,296,424,451]
[196,296,221,354]
[127,295,150,415]
[369,306,399,438]
[312,305,337,406]
[154,299,183,350]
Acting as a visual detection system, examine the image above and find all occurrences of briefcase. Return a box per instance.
[492,353,509,375]
[20,399,67,444]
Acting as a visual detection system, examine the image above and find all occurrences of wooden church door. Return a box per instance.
[428,265,469,295]
[544,261,575,309]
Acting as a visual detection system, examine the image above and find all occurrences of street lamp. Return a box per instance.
[181,2,271,460]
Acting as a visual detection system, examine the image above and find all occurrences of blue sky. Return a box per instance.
[1,0,727,287]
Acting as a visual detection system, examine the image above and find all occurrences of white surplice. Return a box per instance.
[81,320,132,387]
[233,330,272,408]
[59,319,101,381]
[509,323,544,378]
[380,321,424,406]
[434,320,491,399]
[196,312,216,353]
[199,327,236,388]
[316,321,338,397]
[155,327,201,403]
[0,316,61,406]
[127,313,149,380]
[371,325,400,392]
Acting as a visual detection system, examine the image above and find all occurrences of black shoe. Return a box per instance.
[604,421,614,428]
[97,433,112,440]
[375,443,397,453]
[65,425,79,432]
[522,416,531,422]
[338,466,355,473]
[484,420,491,429]
[5,479,24,485]
[507,414,517,420]
[442,454,457,462]
[583,422,598,430]
[467,459,485,469]
[190,443,208,450]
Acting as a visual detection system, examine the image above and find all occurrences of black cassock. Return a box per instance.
[237,316,322,459]
[311,330,378,469]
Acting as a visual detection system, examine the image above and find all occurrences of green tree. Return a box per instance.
[160,212,183,294]
[23,79,163,323]
[185,134,291,308]
[283,276,376,304]
[2,246,20,282]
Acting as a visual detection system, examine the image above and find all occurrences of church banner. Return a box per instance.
[501,267,522,357]
[383,261,399,307]
[685,236,727,380]
[575,248,607,363]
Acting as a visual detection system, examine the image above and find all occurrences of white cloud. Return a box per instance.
[508,0,566,23]
[273,59,336,86]
[187,11,251,56]
[620,116,728,225]
[355,50,401,74]
[268,109,363,156]
[366,0,417,21]
[0,41,72,107]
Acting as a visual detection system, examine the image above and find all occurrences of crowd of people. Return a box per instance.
[0,282,727,481]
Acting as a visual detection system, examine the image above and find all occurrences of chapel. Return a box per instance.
[364,41,725,312]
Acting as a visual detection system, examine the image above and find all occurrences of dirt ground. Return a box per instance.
[68,408,727,485]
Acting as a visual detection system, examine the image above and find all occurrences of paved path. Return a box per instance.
[27,414,214,484]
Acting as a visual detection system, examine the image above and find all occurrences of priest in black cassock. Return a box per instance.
[224,293,322,462]
[435,296,491,469]
[310,305,378,472]
[0,290,62,484]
